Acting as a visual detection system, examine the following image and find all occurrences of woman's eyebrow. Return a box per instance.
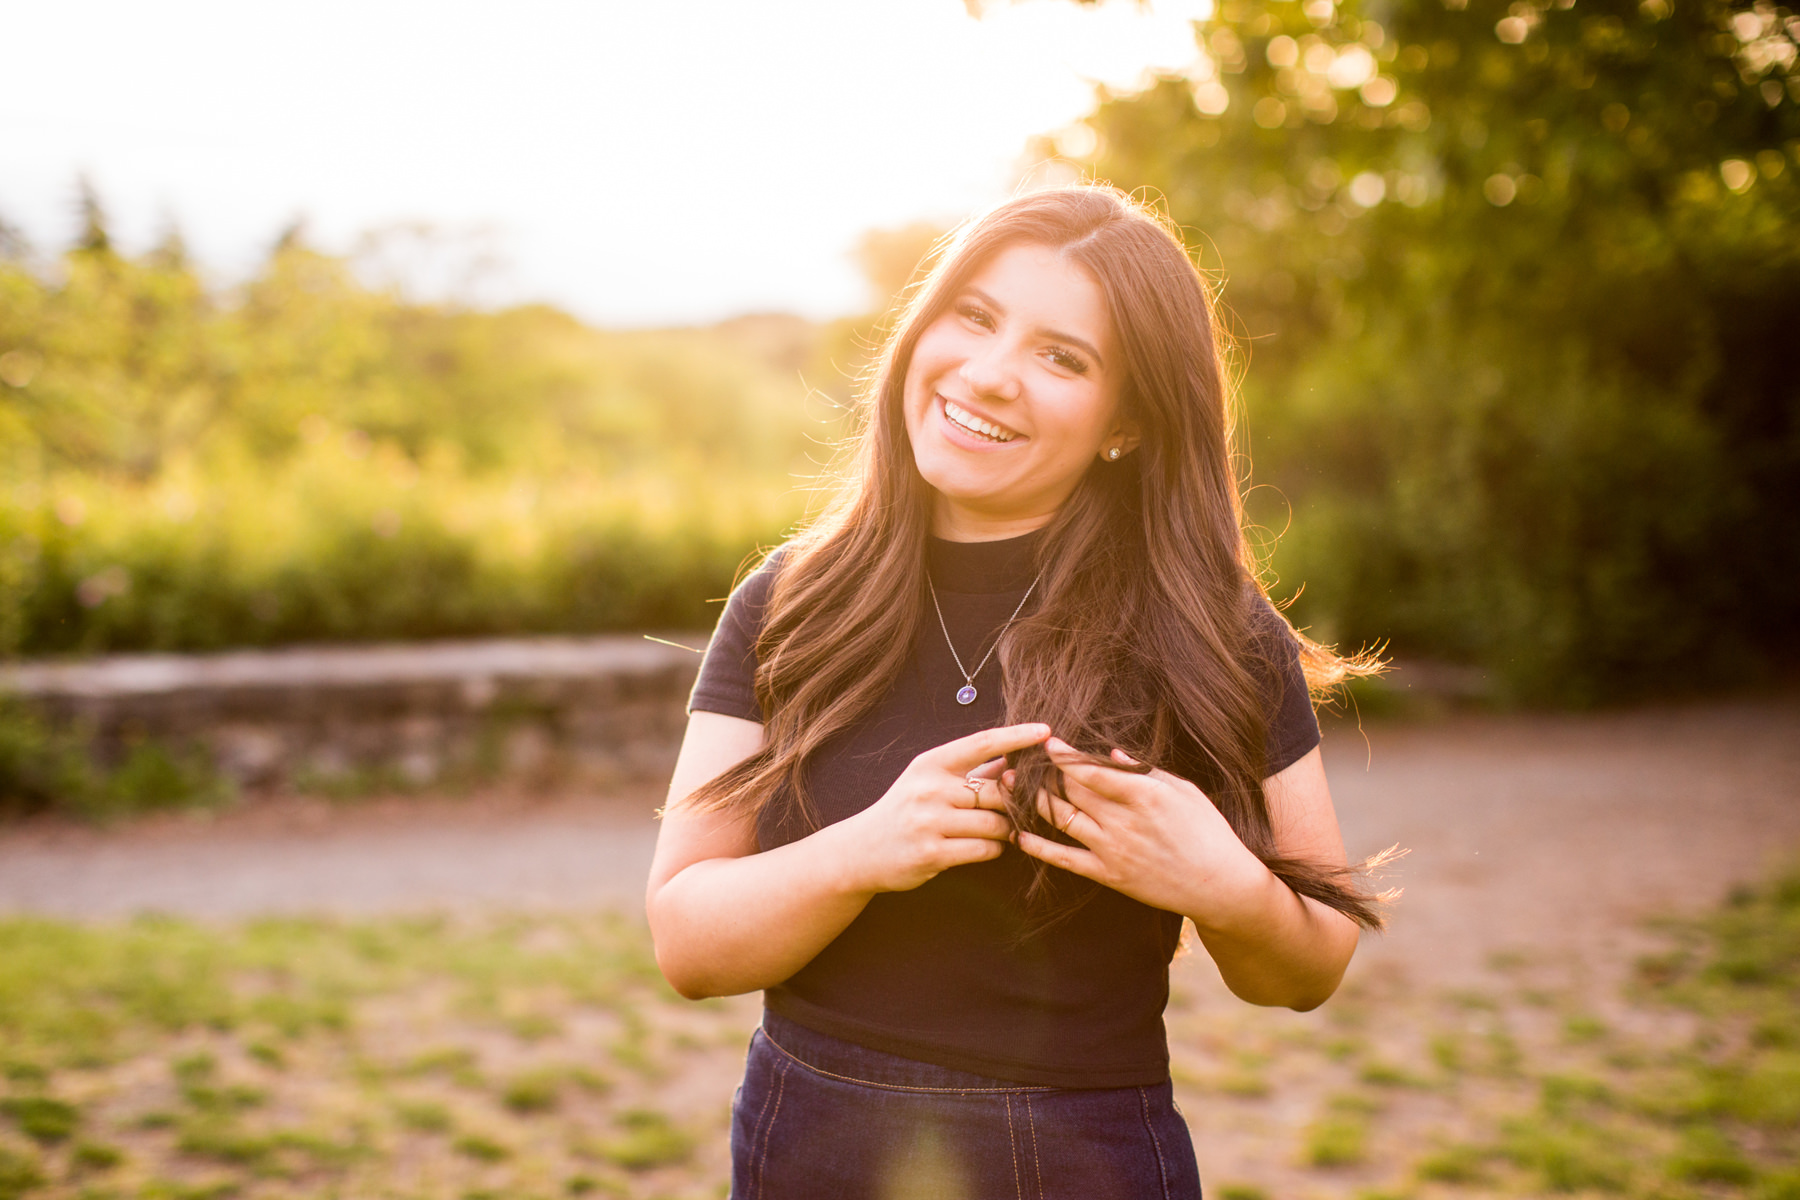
[964,285,1107,370]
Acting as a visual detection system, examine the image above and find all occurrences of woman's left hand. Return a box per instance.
[1012,736,1269,929]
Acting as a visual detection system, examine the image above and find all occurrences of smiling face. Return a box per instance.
[902,241,1136,541]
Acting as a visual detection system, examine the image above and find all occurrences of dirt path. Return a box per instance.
[5,697,1795,970]
[1328,696,1800,990]
[0,787,668,921]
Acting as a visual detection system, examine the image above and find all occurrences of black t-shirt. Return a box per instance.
[688,531,1321,1087]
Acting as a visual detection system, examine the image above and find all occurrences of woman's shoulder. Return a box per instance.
[688,542,793,722]
[1244,588,1300,647]
[1239,586,1321,774]
[727,541,794,621]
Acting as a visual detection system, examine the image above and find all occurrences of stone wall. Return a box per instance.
[1,637,707,793]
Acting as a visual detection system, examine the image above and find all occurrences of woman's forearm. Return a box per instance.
[649,721,1041,1000]
[1188,864,1359,1010]
[648,820,875,999]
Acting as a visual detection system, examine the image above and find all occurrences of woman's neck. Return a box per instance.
[929,498,1055,543]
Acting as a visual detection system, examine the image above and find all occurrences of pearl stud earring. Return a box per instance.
[1107,446,1121,460]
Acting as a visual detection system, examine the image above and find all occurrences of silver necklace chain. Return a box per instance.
[927,567,1045,706]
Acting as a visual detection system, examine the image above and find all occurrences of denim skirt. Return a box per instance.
[730,1012,1201,1200]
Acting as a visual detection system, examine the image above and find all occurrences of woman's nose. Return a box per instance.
[959,340,1023,403]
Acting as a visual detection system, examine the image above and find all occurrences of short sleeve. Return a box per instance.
[1251,597,1322,776]
[687,549,785,722]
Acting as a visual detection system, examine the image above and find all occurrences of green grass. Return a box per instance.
[1212,1068,1271,1098]
[0,1095,78,1143]
[1495,1115,1634,1192]
[0,1146,44,1200]
[1357,1059,1430,1088]
[501,1067,565,1114]
[1215,1186,1268,1200]
[1302,1113,1368,1168]
[590,1109,693,1172]
[1562,1012,1610,1043]
[1757,1170,1800,1200]
[68,1139,125,1170]
[0,910,743,1197]
[1392,860,1800,1196]
[1414,1142,1491,1185]
[1664,1125,1757,1186]
[1426,1033,1462,1073]
[392,1098,454,1133]
[452,1131,512,1162]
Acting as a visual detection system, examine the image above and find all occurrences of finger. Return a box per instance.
[942,809,1014,842]
[1034,790,1098,843]
[932,723,1052,773]
[1110,750,1205,798]
[957,775,1011,812]
[1045,736,1141,766]
[1044,737,1133,785]
[959,758,1008,810]
[1051,758,1141,808]
[967,756,1007,781]
[1014,831,1106,881]
[1110,748,1182,787]
[942,837,1008,868]
[955,774,986,809]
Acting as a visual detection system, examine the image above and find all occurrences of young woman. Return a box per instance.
[647,185,1382,1199]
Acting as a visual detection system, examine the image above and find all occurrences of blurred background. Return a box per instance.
[1,3,1798,1196]
[4,0,1796,707]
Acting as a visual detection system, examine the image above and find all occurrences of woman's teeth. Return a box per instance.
[943,399,1017,443]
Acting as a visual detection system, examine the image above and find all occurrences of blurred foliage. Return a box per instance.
[1054,0,1800,701]
[0,698,228,822]
[9,0,1800,710]
[0,203,848,656]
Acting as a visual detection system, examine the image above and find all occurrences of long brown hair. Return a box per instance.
[689,184,1388,929]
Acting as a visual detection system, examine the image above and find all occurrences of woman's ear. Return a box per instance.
[1100,417,1144,462]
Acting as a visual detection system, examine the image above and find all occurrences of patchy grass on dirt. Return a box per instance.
[0,912,755,1199]
[0,862,1795,1199]
[1159,858,1800,1199]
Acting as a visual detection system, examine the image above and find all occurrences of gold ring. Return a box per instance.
[964,777,985,800]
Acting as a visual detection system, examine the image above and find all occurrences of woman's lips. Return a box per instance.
[940,395,1021,444]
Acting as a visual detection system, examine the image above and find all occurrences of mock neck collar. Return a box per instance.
[926,530,1042,595]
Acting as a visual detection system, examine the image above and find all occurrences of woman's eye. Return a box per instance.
[1046,348,1088,375]
[958,304,994,329]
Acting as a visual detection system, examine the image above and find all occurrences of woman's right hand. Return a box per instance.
[830,722,1051,895]
[648,715,1050,998]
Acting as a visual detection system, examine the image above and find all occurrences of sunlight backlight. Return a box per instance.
[0,0,1214,325]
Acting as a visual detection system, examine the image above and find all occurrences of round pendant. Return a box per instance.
[956,684,978,705]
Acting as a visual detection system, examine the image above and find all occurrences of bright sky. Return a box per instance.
[0,0,1210,326]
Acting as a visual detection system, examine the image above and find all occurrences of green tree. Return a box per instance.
[1051,0,1799,700]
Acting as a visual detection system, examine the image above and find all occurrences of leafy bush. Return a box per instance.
[0,699,227,821]
[0,220,831,659]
